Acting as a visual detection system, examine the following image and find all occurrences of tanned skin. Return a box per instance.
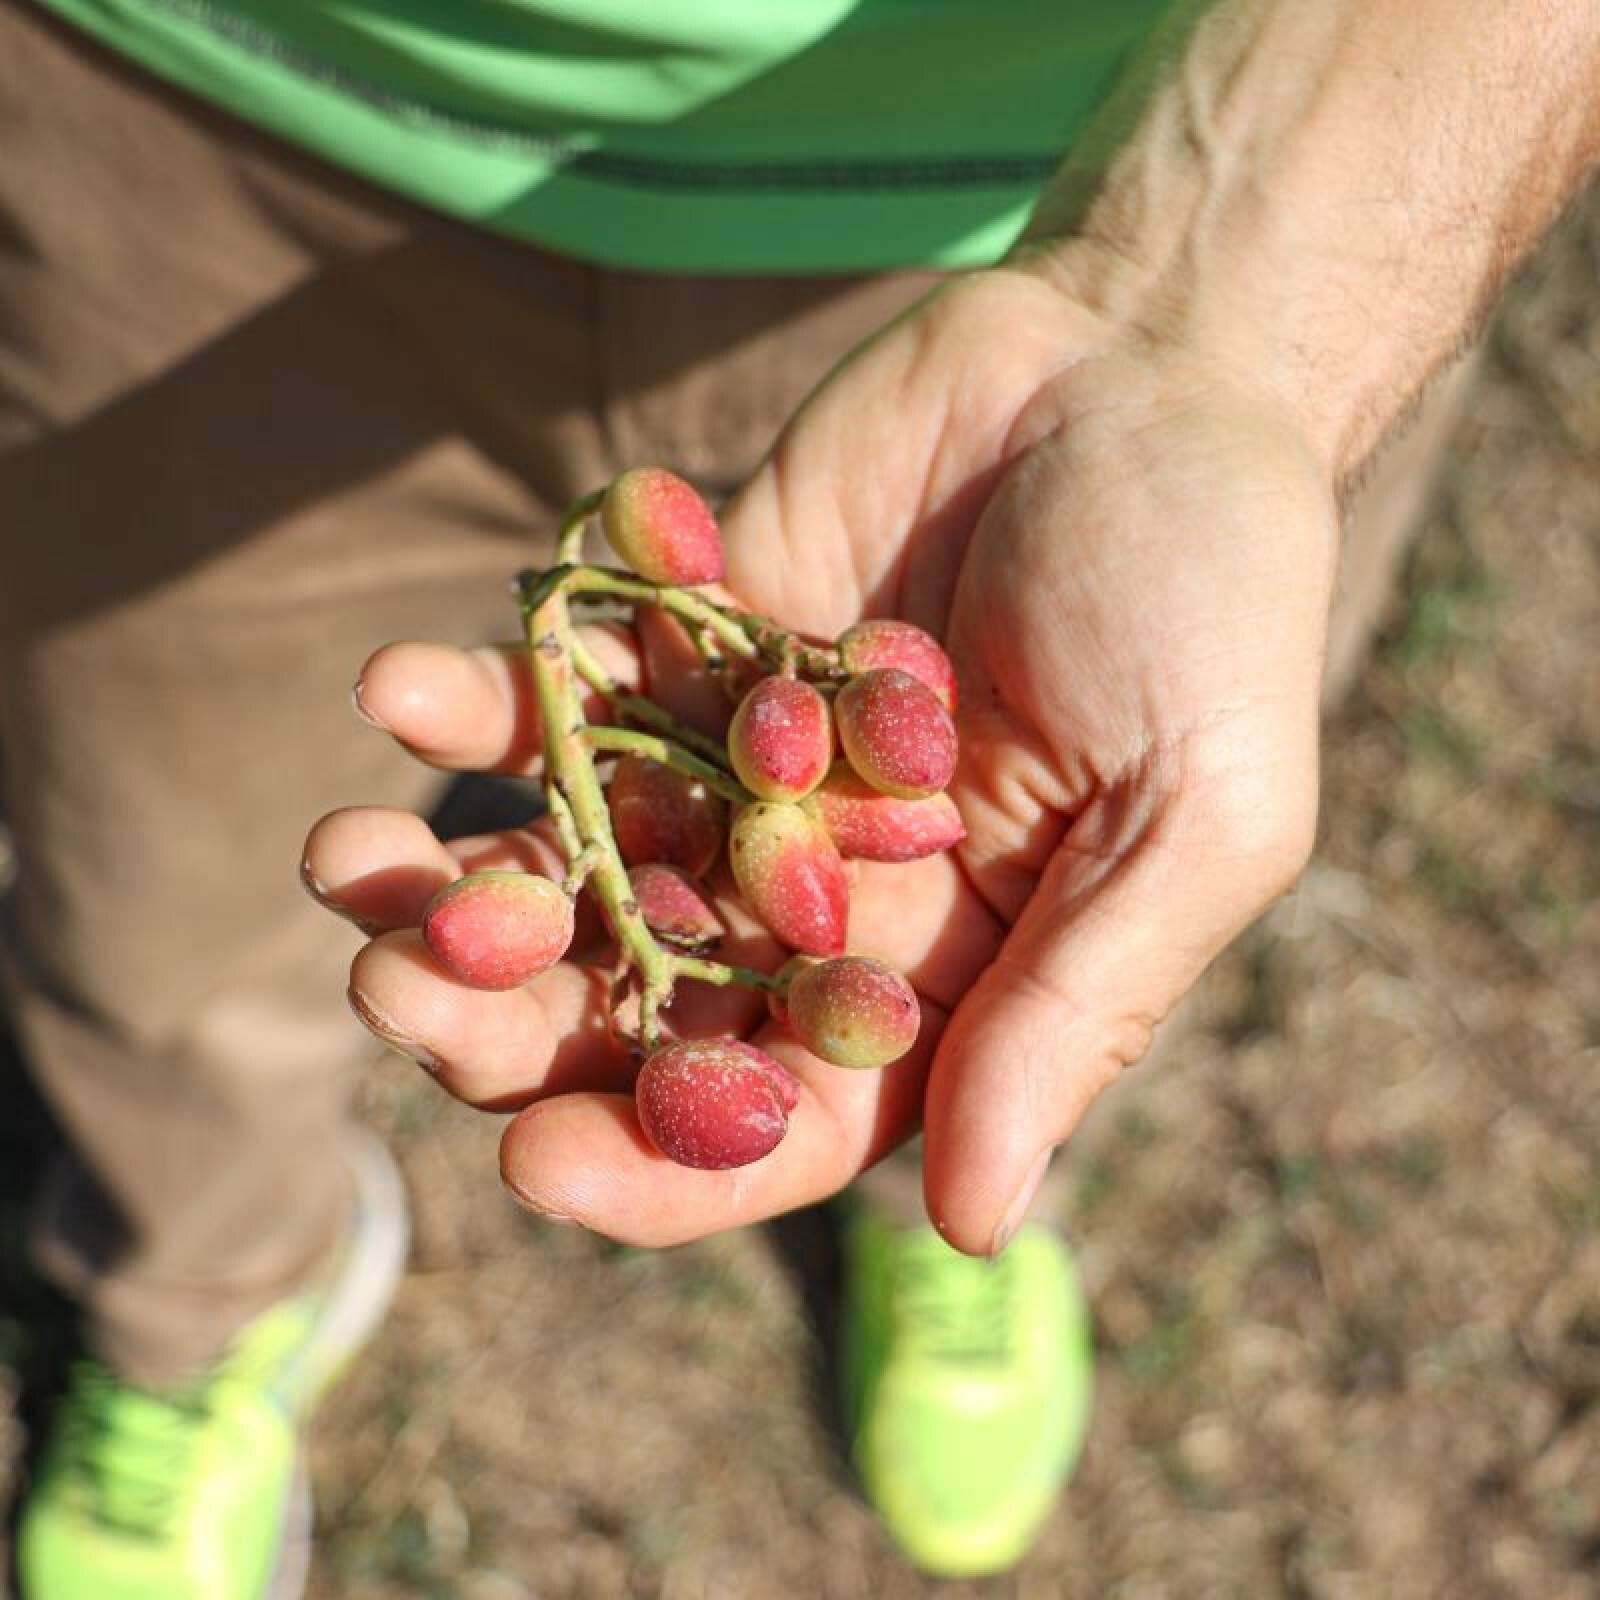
[311,0,1600,1254]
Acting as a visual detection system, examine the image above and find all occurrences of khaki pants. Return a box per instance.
[0,4,1474,1380]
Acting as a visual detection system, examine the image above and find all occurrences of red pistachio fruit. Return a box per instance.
[635,1037,800,1169]
[421,870,574,991]
[727,674,833,802]
[626,863,724,950]
[600,467,724,586]
[785,955,920,1069]
[607,753,727,879]
[836,619,958,712]
[806,763,966,862]
[728,802,849,956]
[835,668,958,800]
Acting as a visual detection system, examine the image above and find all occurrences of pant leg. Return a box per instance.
[0,7,611,1384]
[1,5,955,1379]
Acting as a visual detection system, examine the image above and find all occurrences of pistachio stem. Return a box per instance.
[562,566,760,663]
[556,489,605,566]
[566,629,731,768]
[522,580,673,1052]
[558,562,846,682]
[671,955,781,993]
[561,841,606,897]
[581,725,753,807]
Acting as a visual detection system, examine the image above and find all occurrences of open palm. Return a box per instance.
[306,265,1339,1255]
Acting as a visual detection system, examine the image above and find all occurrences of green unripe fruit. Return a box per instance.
[785,955,920,1069]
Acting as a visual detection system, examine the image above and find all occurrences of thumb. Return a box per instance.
[923,723,1318,1255]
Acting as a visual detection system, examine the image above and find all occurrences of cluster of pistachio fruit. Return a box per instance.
[419,468,964,1171]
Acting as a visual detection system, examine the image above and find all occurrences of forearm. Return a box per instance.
[1016,0,1600,485]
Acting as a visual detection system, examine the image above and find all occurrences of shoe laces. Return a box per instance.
[52,1359,217,1539]
[892,1244,1019,1364]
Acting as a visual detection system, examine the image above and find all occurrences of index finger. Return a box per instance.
[352,622,640,774]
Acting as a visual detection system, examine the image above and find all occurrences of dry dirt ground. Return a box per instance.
[3,193,1598,1600]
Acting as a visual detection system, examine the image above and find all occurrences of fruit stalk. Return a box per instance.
[581,725,753,806]
[521,572,673,1049]
[472,470,948,1171]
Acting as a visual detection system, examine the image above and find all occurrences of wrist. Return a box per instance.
[1009,234,1353,491]
[1010,0,1600,495]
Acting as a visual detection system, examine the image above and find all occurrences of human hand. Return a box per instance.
[305,264,1338,1255]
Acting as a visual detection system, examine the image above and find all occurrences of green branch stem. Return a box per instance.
[563,566,760,664]
[518,487,847,1054]
[544,780,584,865]
[522,580,673,1052]
[555,488,605,566]
[561,560,847,683]
[581,725,753,807]
[560,841,606,897]
[566,629,731,768]
[670,955,781,993]
[548,482,844,681]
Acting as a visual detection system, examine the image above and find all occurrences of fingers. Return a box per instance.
[924,730,1319,1257]
[304,806,613,1104]
[498,1007,944,1246]
[353,623,640,774]
[302,806,459,935]
[492,853,989,1242]
[303,806,567,934]
[307,805,787,1105]
[350,930,629,1108]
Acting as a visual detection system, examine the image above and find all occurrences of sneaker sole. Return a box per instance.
[266,1127,410,1600]
[277,1126,411,1416]
[265,1463,313,1600]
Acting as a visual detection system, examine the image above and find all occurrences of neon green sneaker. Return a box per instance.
[17,1130,408,1600]
[842,1211,1094,1578]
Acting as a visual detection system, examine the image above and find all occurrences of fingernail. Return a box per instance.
[505,1181,583,1230]
[346,988,443,1074]
[351,678,389,731]
[303,865,384,934]
[992,1145,1056,1256]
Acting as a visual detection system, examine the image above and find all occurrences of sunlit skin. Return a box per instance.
[300,0,1600,1252]
[305,268,1335,1256]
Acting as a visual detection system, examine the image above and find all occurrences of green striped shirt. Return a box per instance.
[37,0,1167,272]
